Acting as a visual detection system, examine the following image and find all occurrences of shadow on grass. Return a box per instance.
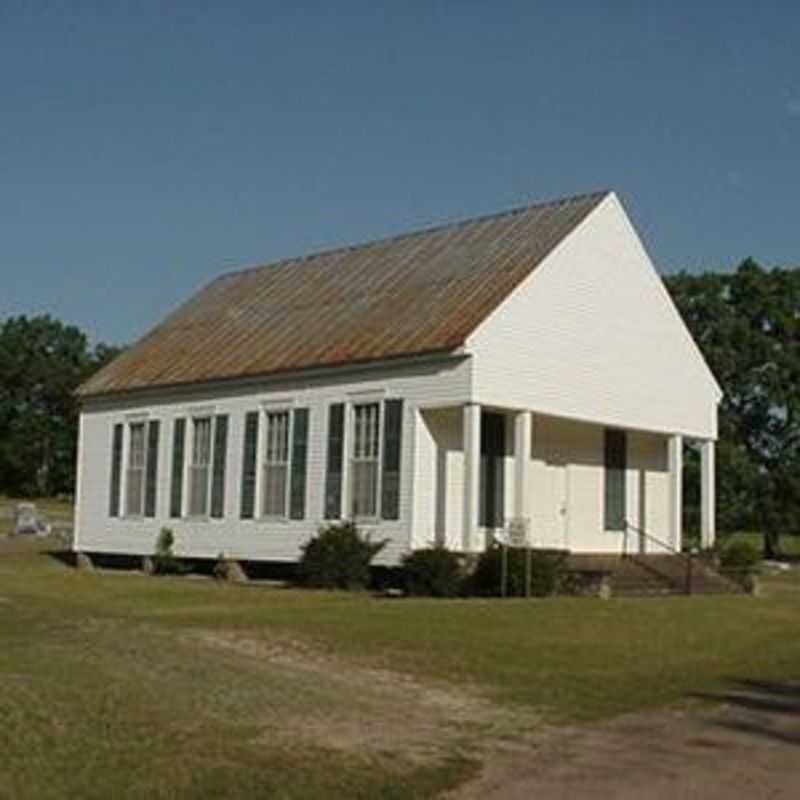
[692,679,800,746]
[44,548,76,567]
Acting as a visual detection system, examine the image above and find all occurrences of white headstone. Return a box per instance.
[14,503,39,535]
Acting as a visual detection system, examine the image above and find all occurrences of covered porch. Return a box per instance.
[412,404,716,555]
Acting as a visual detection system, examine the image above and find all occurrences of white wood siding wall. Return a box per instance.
[526,415,671,554]
[413,408,465,550]
[75,358,471,566]
[411,410,672,555]
[467,194,721,440]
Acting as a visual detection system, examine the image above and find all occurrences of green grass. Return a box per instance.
[1,545,799,798]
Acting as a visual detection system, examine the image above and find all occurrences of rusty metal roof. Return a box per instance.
[78,190,609,398]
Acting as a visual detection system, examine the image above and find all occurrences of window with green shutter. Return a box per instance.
[604,429,627,531]
[169,418,186,518]
[380,399,403,520]
[240,411,259,519]
[324,403,345,519]
[109,423,123,517]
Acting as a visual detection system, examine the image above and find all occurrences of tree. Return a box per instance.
[666,261,800,556]
[0,315,121,497]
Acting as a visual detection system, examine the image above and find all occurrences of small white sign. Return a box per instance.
[506,517,530,548]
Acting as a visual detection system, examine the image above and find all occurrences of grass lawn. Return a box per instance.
[1,542,799,799]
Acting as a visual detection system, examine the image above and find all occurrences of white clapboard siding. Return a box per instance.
[467,193,721,440]
[525,414,672,554]
[75,357,471,566]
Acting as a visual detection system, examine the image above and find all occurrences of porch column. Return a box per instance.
[514,410,532,526]
[668,435,683,550]
[700,439,716,549]
[462,403,481,551]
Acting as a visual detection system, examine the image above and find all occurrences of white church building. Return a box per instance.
[73,191,721,566]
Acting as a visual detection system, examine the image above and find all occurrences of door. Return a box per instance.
[534,451,569,548]
[547,456,569,549]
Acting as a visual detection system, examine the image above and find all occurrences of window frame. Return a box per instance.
[187,415,215,519]
[124,420,148,518]
[349,401,383,521]
[260,407,293,520]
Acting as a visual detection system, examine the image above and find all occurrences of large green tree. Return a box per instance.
[666,260,800,556]
[0,315,120,497]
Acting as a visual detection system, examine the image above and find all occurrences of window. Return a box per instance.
[262,410,290,517]
[189,417,212,516]
[324,399,404,521]
[126,422,147,516]
[351,402,381,517]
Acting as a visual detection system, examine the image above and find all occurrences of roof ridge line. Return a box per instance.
[215,189,612,283]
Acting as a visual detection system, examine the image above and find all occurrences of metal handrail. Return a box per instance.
[623,519,695,595]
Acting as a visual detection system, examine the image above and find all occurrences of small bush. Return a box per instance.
[298,521,386,590]
[469,545,568,597]
[402,545,464,597]
[152,527,183,575]
[213,552,230,581]
[719,539,761,571]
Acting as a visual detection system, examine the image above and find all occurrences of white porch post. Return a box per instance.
[514,410,532,525]
[700,439,716,549]
[668,434,683,550]
[462,403,481,551]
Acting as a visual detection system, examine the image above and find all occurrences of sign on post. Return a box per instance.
[495,518,532,597]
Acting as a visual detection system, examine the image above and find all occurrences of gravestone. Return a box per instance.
[14,503,50,536]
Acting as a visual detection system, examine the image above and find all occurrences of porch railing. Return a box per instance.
[623,519,697,595]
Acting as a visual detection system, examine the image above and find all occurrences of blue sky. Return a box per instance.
[1,1,798,345]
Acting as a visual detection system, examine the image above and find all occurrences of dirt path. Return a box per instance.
[449,681,800,800]
[189,628,799,798]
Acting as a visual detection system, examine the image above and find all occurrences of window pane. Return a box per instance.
[193,418,212,466]
[129,423,146,468]
[126,467,144,516]
[189,465,209,516]
[351,460,378,517]
[263,464,288,516]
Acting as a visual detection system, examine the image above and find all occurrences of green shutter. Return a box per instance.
[380,399,404,520]
[144,420,160,518]
[170,418,186,518]
[240,411,259,519]
[604,429,627,531]
[324,403,345,519]
[210,415,228,519]
[109,423,123,517]
[289,408,310,520]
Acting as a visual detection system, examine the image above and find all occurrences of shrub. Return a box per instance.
[213,552,230,581]
[298,521,386,590]
[152,527,183,575]
[402,545,464,597]
[468,545,568,597]
[719,539,761,571]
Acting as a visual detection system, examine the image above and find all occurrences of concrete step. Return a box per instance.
[566,553,745,597]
